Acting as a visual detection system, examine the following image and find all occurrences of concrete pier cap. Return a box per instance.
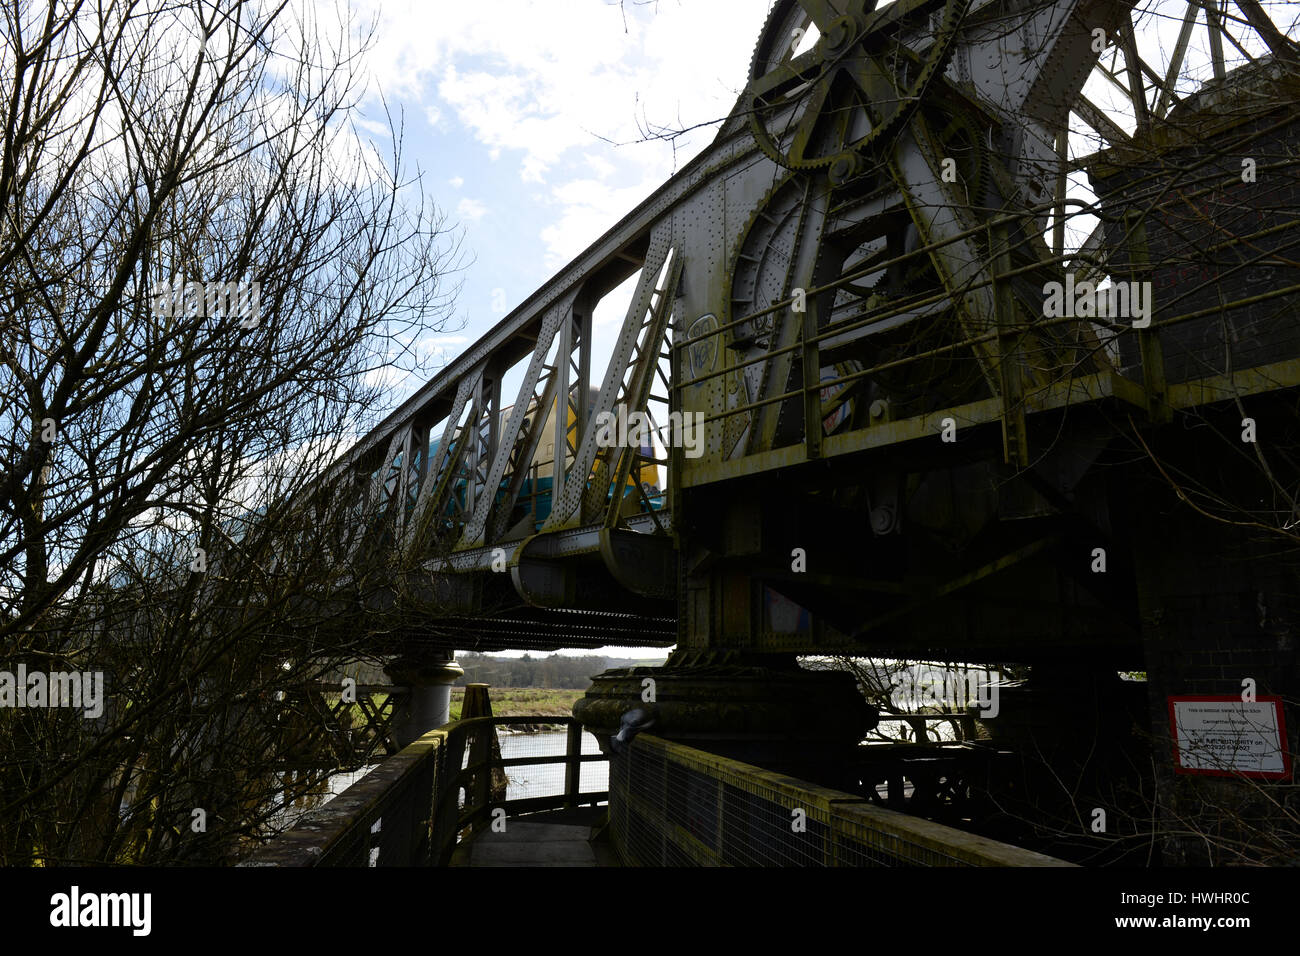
[385,650,464,748]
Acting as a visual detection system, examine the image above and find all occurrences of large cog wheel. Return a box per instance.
[724,175,809,455]
[747,0,968,182]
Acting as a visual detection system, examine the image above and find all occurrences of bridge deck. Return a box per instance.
[450,807,620,867]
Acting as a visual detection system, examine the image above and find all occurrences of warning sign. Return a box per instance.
[1168,696,1290,779]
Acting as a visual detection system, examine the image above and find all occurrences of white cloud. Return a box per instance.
[456,197,487,222]
[351,115,390,139]
[352,0,767,234]
[585,153,615,179]
[448,176,464,189]
[539,176,661,271]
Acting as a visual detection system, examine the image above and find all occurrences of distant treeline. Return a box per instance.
[328,653,663,690]
[453,653,649,690]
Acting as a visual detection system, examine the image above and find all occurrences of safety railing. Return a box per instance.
[240,715,607,867]
[610,734,1074,867]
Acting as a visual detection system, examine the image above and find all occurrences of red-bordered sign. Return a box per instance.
[1168,695,1291,779]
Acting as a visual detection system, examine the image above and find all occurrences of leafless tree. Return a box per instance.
[0,0,462,864]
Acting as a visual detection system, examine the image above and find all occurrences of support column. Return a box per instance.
[385,650,464,748]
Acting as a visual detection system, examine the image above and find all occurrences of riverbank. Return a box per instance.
[449,687,585,731]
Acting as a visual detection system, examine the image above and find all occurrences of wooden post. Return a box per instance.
[463,684,492,831]
[564,719,583,809]
[461,683,507,824]
[461,682,492,719]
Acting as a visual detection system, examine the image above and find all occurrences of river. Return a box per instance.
[280,727,609,827]
[495,728,609,801]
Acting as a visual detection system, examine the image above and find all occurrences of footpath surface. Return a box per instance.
[451,807,620,867]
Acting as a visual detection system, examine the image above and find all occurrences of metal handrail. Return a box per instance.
[239,715,607,867]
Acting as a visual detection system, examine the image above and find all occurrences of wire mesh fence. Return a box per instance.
[495,728,608,801]
[610,734,1074,867]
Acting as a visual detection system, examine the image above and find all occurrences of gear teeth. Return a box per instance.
[938,106,992,213]
[746,2,831,169]
[745,0,969,174]
[726,172,800,326]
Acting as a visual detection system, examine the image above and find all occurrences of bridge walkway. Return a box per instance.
[243,705,1074,867]
[450,807,619,867]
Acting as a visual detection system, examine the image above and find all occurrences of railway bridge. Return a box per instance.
[253,0,1300,866]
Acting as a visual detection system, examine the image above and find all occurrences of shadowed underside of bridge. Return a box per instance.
[280,0,1300,864]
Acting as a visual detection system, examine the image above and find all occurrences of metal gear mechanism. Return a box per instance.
[746,0,969,182]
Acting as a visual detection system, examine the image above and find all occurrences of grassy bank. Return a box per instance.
[334,687,586,733]
[448,687,585,723]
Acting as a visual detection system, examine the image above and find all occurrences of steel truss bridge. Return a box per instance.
[262,0,1300,865]
[307,0,1300,662]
